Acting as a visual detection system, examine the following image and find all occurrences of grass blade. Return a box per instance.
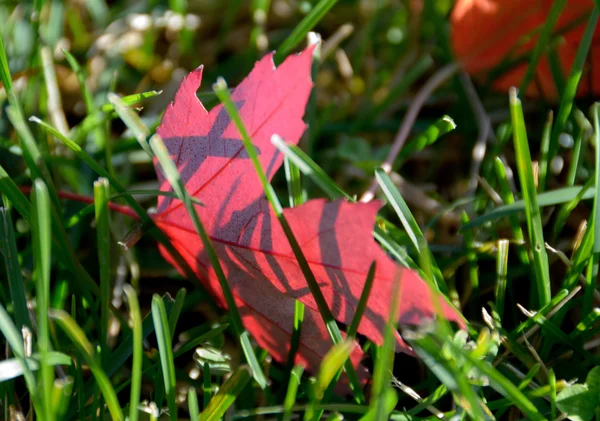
[123,285,143,421]
[548,6,599,162]
[510,88,550,306]
[0,207,30,331]
[282,365,304,421]
[31,180,53,420]
[151,294,178,421]
[273,0,338,64]
[347,262,376,339]
[200,366,252,421]
[94,178,111,369]
[188,388,200,421]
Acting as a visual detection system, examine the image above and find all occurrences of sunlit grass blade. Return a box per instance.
[0,207,30,331]
[52,376,74,420]
[272,135,350,200]
[375,168,445,291]
[151,294,178,421]
[99,91,163,113]
[149,134,268,389]
[200,366,252,421]
[495,239,509,320]
[273,0,337,64]
[94,178,111,369]
[375,168,424,253]
[461,184,596,231]
[214,78,364,401]
[282,365,304,421]
[31,180,53,421]
[123,285,143,421]
[509,87,550,307]
[306,341,355,420]
[548,6,599,162]
[315,341,355,401]
[108,93,153,156]
[49,309,124,421]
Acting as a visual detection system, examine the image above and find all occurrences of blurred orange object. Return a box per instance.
[451,0,600,100]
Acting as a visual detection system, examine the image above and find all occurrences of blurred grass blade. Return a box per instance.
[274,0,337,64]
[0,207,31,331]
[31,180,53,420]
[214,78,364,401]
[518,0,567,94]
[149,134,268,389]
[315,341,355,401]
[397,115,456,162]
[123,285,143,421]
[200,366,252,421]
[548,6,599,162]
[0,352,72,382]
[151,294,178,421]
[94,178,111,369]
[49,309,124,421]
[509,87,550,306]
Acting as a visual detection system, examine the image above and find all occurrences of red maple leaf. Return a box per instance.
[153,47,465,375]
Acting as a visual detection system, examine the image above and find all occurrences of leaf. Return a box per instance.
[152,47,465,376]
[556,367,600,421]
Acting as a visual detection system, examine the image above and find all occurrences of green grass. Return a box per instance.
[1,1,600,420]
